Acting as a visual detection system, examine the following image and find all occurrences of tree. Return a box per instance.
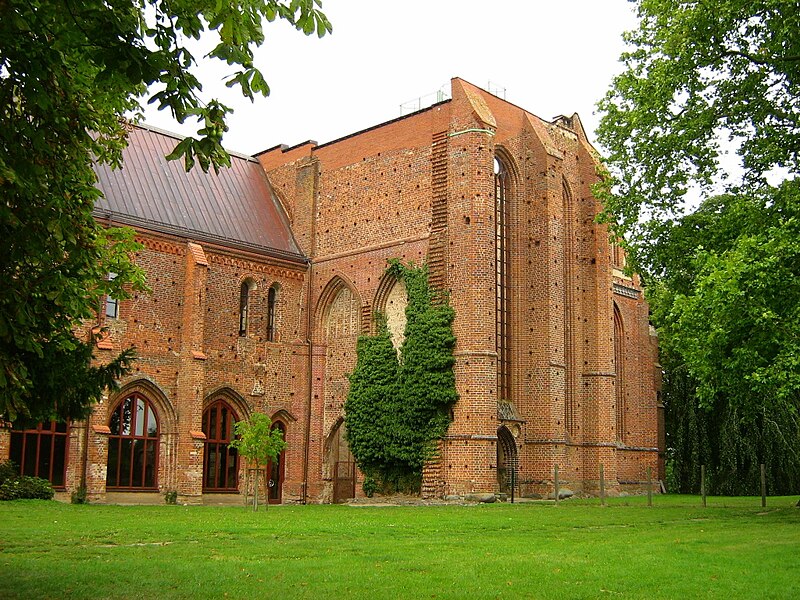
[596,0,800,271]
[0,0,331,422]
[651,186,800,494]
[229,413,287,510]
[596,1,800,494]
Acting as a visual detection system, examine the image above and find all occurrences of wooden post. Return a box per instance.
[599,464,606,506]
[701,464,706,507]
[554,465,560,506]
[761,464,767,508]
[647,466,653,507]
[510,466,515,504]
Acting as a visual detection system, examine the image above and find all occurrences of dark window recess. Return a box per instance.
[9,421,69,487]
[106,394,159,490]
[266,285,277,342]
[202,400,239,492]
[495,157,511,403]
[239,281,250,336]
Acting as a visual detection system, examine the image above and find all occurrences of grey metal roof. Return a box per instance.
[93,125,305,263]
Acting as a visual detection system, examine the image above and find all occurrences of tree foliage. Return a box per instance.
[596,0,800,269]
[344,262,458,493]
[653,185,800,494]
[229,412,287,510]
[229,412,287,470]
[0,0,330,421]
[598,1,800,495]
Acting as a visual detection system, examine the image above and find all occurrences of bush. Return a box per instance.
[0,475,55,500]
[362,476,378,498]
[0,460,17,485]
[0,460,55,500]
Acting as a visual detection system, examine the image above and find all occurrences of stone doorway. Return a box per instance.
[497,425,518,495]
[328,421,356,503]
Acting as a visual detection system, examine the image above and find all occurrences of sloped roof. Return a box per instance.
[93,125,305,263]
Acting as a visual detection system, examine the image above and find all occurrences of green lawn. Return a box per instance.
[1,495,797,599]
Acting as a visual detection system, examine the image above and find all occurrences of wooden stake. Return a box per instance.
[701,464,706,507]
[647,466,652,507]
[599,464,606,506]
[761,464,767,508]
[554,465,560,506]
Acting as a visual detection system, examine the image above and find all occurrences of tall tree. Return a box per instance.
[651,187,800,494]
[596,1,800,494]
[596,0,800,271]
[0,0,331,422]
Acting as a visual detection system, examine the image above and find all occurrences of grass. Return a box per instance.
[0,495,798,599]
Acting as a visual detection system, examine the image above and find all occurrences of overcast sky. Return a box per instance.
[140,1,640,156]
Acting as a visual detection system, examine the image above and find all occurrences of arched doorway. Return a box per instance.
[107,393,159,490]
[268,420,286,504]
[328,421,355,503]
[497,426,518,495]
[202,400,239,492]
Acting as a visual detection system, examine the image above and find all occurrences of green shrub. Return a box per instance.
[0,460,55,500]
[362,476,378,498]
[0,475,54,500]
[164,490,178,505]
[0,460,17,485]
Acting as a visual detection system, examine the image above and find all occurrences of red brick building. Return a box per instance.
[0,79,661,503]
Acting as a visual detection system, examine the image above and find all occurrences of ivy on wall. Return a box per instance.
[344,261,458,494]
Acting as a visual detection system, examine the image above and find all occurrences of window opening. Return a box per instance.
[266,285,277,342]
[495,156,512,403]
[563,180,578,436]
[614,304,626,442]
[106,394,159,489]
[202,400,239,492]
[239,281,250,337]
[9,421,69,487]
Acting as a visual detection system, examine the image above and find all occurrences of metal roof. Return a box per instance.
[93,125,305,263]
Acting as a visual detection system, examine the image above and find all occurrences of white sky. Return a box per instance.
[140,0,640,156]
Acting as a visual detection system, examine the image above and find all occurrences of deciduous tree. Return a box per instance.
[0,0,331,422]
[597,1,800,494]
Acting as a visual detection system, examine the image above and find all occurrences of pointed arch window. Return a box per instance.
[203,400,239,491]
[563,180,578,436]
[614,304,626,442]
[239,280,251,337]
[107,394,159,489]
[495,156,512,402]
[266,284,278,342]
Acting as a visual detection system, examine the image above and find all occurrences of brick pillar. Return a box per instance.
[439,86,500,495]
[175,242,208,502]
[580,219,618,494]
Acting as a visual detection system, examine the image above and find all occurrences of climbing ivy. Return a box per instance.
[345,261,457,493]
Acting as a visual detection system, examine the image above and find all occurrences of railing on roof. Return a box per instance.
[399,85,452,116]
